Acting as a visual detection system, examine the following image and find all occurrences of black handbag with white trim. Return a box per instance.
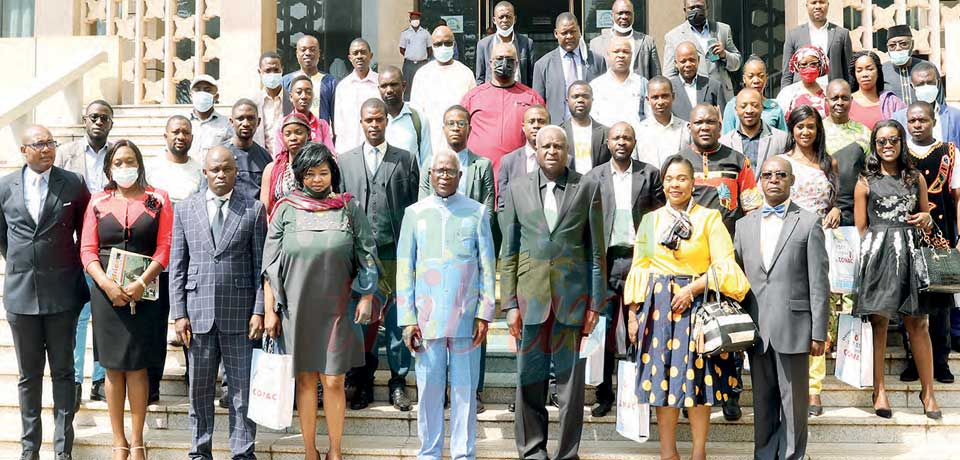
[692,267,758,356]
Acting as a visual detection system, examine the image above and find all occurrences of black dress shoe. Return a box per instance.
[73,383,82,413]
[476,392,485,414]
[350,387,371,410]
[952,336,960,353]
[89,379,105,402]
[549,392,560,408]
[900,362,920,382]
[935,366,955,384]
[19,450,39,460]
[591,399,614,417]
[808,405,823,417]
[391,387,412,411]
[722,397,742,421]
[149,390,160,405]
[218,393,228,409]
[56,453,73,460]
[507,402,515,412]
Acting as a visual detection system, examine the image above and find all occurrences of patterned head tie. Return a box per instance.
[788,45,830,77]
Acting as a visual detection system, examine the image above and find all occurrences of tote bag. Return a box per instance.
[615,360,650,443]
[834,314,874,389]
[248,337,296,430]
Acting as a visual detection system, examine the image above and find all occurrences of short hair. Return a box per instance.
[536,125,567,147]
[566,80,592,96]
[165,114,191,130]
[86,99,114,116]
[379,64,403,79]
[524,104,550,122]
[292,142,342,193]
[259,51,281,65]
[912,61,940,78]
[350,38,372,53]
[232,98,259,114]
[648,75,674,95]
[848,51,885,93]
[103,140,148,191]
[431,149,462,170]
[290,74,313,88]
[659,155,695,181]
[494,1,514,12]
[908,101,936,118]
[361,98,387,114]
[444,104,471,122]
[555,12,578,28]
[743,54,766,70]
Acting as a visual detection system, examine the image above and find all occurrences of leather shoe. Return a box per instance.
[935,366,955,384]
[89,379,105,402]
[476,392,485,414]
[722,397,742,421]
[591,399,614,417]
[900,362,920,382]
[73,382,82,413]
[549,392,560,408]
[350,387,371,410]
[391,387,412,411]
[507,402,515,412]
[808,405,823,417]
[952,336,960,353]
[56,453,73,460]
[19,450,39,460]
[218,393,228,409]
[149,390,160,405]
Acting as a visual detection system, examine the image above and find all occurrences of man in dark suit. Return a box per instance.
[169,146,266,460]
[588,0,661,80]
[781,0,853,87]
[559,81,611,174]
[532,12,606,124]
[475,1,535,86]
[339,98,420,411]
[734,156,829,460]
[584,122,664,417]
[669,41,726,121]
[663,0,741,100]
[499,125,605,460]
[0,125,91,460]
[497,105,550,212]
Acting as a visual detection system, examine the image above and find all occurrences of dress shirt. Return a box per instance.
[386,103,432,166]
[23,167,50,223]
[760,199,790,269]
[461,82,545,178]
[334,70,380,153]
[145,156,204,204]
[309,72,328,118]
[524,144,538,174]
[634,115,691,169]
[562,47,585,84]
[255,89,284,156]
[399,26,432,62]
[690,22,712,55]
[809,22,829,58]
[571,122,593,174]
[409,60,477,153]
[363,141,388,175]
[188,110,234,164]
[83,140,108,193]
[589,71,650,133]
[538,169,567,227]
[682,77,698,108]
[455,148,470,195]
[206,188,233,227]
[736,125,764,167]
[609,162,635,247]
[721,98,787,134]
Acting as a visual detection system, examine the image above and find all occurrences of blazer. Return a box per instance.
[560,118,612,172]
[733,202,829,354]
[663,20,742,100]
[281,70,337,123]
[781,22,853,87]
[0,166,91,314]
[418,150,495,216]
[719,123,790,178]
[532,47,607,123]
[54,138,112,181]
[669,75,727,121]
[498,169,606,326]
[588,30,662,80]
[496,146,532,211]
[475,32,536,86]
[338,144,420,249]
[168,191,267,335]
[585,160,665,247]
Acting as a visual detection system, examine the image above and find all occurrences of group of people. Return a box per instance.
[3,1,960,460]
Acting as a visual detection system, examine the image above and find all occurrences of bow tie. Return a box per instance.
[761,203,786,218]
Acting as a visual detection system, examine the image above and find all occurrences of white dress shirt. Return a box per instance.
[808,22,829,58]
[760,199,789,270]
[334,70,380,153]
[609,162,635,247]
[682,78,698,108]
[386,103,432,166]
[363,141,388,175]
[83,141,109,193]
[524,144,538,174]
[589,71,650,134]
[399,26,432,62]
[409,60,477,153]
[634,115,691,169]
[188,110,234,164]
[255,89,284,156]
[23,167,50,223]
[206,188,232,226]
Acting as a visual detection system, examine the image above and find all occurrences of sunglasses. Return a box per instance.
[85,114,112,123]
[876,137,901,147]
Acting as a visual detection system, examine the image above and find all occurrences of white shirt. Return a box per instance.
[634,115,691,169]
[255,89,284,156]
[609,162,635,247]
[334,70,380,153]
[399,26,432,62]
[206,188,232,227]
[760,199,790,269]
[571,122,593,174]
[524,144,538,174]
[561,47,585,83]
[83,141,108,193]
[589,71,650,134]
[188,110,234,164]
[386,103,432,166]
[682,78,698,108]
[363,141,388,175]
[409,60,477,153]
[145,156,204,204]
[808,22,829,58]
[23,167,50,223]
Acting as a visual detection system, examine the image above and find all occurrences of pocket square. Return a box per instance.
[62,202,72,207]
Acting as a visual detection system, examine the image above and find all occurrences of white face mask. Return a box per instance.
[433,45,455,63]
[192,91,215,113]
[112,167,139,188]
[914,84,939,104]
[411,20,420,28]
[497,25,514,37]
[261,72,282,90]
[612,23,633,34]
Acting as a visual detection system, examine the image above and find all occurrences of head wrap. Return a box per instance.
[788,45,830,77]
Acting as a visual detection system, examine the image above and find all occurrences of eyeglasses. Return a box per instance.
[759,171,789,180]
[887,39,912,51]
[431,168,459,178]
[445,120,468,128]
[876,137,901,147]
[795,60,821,69]
[433,40,455,47]
[23,140,58,151]
[85,114,112,123]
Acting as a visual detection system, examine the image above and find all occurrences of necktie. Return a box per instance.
[212,197,226,245]
[565,51,578,91]
[761,203,786,218]
[544,182,559,232]
[369,146,380,175]
[30,175,45,222]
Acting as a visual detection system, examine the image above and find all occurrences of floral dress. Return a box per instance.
[781,155,832,216]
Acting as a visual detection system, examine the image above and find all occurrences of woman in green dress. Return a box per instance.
[262,142,379,460]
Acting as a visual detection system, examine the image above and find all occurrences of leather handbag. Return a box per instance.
[915,224,960,293]
[692,267,758,356]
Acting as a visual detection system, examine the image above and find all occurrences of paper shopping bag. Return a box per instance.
[248,337,296,430]
[834,314,874,388]
[615,360,650,442]
[826,227,860,294]
[581,316,606,386]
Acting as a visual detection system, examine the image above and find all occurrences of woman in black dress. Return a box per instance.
[80,140,173,460]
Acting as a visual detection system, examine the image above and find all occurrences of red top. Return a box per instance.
[80,187,173,269]
[848,99,885,131]
[461,82,544,183]
[273,111,335,157]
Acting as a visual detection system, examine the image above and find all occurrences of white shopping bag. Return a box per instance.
[834,314,874,389]
[581,316,606,386]
[248,337,296,430]
[826,227,861,294]
[615,360,650,442]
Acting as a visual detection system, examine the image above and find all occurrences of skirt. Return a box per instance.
[634,274,737,408]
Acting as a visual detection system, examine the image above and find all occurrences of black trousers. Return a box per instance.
[596,246,633,404]
[149,272,171,397]
[7,309,80,455]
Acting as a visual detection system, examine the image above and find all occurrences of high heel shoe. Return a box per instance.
[130,445,147,460]
[920,392,942,420]
[872,391,893,419]
[111,446,129,460]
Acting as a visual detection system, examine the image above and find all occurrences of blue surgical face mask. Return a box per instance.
[889,49,911,66]
[192,91,215,112]
[112,167,139,188]
[261,72,282,90]
[433,45,455,63]
[914,84,939,104]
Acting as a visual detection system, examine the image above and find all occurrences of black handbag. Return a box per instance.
[915,224,960,293]
[692,267,758,356]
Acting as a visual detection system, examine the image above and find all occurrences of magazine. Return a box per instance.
[105,248,159,305]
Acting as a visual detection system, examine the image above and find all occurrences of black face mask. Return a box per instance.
[686,8,706,27]
[493,57,517,78]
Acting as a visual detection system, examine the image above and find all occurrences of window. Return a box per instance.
[276,0,363,79]
[1,0,34,37]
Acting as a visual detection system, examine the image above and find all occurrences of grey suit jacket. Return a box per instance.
[168,191,267,335]
[588,30,662,80]
[719,123,790,179]
[781,22,853,87]
[532,47,607,123]
[669,75,726,121]
[585,160,665,247]
[498,169,606,326]
[663,20,742,100]
[475,32,536,86]
[418,150,495,216]
[560,118,612,172]
[54,138,112,181]
[496,146,532,211]
[0,166,91,314]
[733,202,829,354]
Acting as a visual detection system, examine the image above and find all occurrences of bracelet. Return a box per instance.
[136,277,148,290]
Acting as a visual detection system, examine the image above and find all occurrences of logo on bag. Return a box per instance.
[252,387,279,400]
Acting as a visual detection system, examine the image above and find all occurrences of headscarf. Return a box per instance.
[269,112,313,208]
[269,189,353,222]
[789,45,830,78]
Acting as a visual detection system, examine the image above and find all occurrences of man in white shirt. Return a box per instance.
[410,25,477,153]
[147,115,204,204]
[590,36,650,134]
[254,51,287,157]
[398,11,432,101]
[187,75,234,164]
[588,0,660,79]
[380,66,432,166]
[634,76,692,169]
[559,81,611,175]
[334,38,380,153]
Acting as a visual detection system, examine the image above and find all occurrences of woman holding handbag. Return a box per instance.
[624,156,751,460]
[853,119,941,419]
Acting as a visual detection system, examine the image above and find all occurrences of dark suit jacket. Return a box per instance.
[418,150,495,216]
[169,191,267,335]
[338,144,420,249]
[585,160,665,248]
[0,166,90,314]
[670,75,727,121]
[733,202,829,354]
[475,32,536,86]
[560,118,612,172]
[498,169,606,326]
[496,146,532,211]
[781,22,853,87]
[532,47,607,123]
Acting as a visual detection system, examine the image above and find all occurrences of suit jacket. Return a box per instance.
[560,118,612,172]
[475,32,536,86]
[418,150,495,216]
[168,191,267,335]
[532,47,607,123]
[781,22,853,87]
[585,160,665,247]
[733,202,829,354]
[54,138,112,181]
[719,123,790,179]
[663,20,742,100]
[338,144,420,249]
[588,30,661,80]
[0,166,90,314]
[496,146,532,211]
[498,169,606,326]
[669,75,726,121]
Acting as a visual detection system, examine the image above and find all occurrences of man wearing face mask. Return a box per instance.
[881,25,934,105]
[475,1,535,86]
[410,25,477,153]
[398,11,432,102]
[588,0,661,80]
[281,35,338,126]
[254,51,289,157]
[532,12,606,124]
[663,0,741,101]
[892,62,960,146]
[187,75,234,164]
